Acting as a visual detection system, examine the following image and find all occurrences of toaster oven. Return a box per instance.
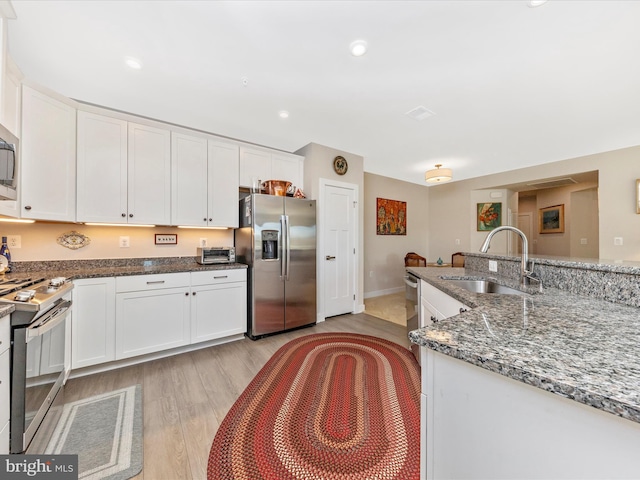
[197,247,236,264]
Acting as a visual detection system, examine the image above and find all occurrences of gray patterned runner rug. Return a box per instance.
[46,384,143,480]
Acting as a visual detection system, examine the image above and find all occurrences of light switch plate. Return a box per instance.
[489,260,498,272]
[155,234,178,245]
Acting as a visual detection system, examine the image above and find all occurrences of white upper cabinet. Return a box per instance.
[239,146,304,191]
[127,122,171,225]
[76,111,171,225]
[77,111,128,223]
[21,85,76,222]
[171,132,209,226]
[208,139,239,227]
[171,134,239,227]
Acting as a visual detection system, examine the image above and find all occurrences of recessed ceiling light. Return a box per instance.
[124,56,142,69]
[350,40,368,57]
[278,110,289,119]
[527,0,549,7]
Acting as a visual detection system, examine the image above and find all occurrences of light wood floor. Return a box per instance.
[64,313,411,480]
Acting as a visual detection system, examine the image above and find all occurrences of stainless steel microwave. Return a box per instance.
[196,247,236,264]
[0,123,17,200]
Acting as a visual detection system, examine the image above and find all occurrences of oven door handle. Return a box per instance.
[26,300,72,340]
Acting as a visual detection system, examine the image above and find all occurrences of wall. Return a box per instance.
[363,172,429,298]
[0,222,233,261]
[295,142,365,314]
[428,145,640,262]
[517,184,599,258]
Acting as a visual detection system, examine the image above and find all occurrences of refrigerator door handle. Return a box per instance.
[280,215,287,279]
[284,214,291,280]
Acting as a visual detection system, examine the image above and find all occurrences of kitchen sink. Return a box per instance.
[445,279,526,296]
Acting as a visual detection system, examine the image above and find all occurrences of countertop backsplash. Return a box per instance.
[464,253,640,308]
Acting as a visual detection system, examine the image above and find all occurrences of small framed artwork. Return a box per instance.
[539,205,564,234]
[155,234,178,245]
[376,198,407,235]
[636,179,640,214]
[477,203,502,231]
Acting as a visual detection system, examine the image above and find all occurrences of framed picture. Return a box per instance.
[477,202,502,231]
[376,198,406,235]
[636,179,640,214]
[539,204,564,234]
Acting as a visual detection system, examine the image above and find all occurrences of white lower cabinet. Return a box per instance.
[115,273,191,360]
[71,270,247,368]
[190,270,246,343]
[72,278,116,369]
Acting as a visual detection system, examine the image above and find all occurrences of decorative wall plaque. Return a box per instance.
[57,231,91,250]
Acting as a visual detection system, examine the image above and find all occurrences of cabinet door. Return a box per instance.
[76,111,128,223]
[21,85,76,221]
[191,281,246,343]
[239,147,271,187]
[171,132,208,226]
[127,122,171,225]
[208,139,239,227]
[116,287,190,360]
[72,277,116,369]
[272,152,303,189]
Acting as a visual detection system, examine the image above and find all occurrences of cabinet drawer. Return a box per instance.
[0,314,9,355]
[116,272,190,293]
[191,269,246,286]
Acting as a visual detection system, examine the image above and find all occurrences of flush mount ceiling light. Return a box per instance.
[527,0,549,7]
[350,40,368,57]
[425,164,453,184]
[278,110,289,119]
[124,56,143,69]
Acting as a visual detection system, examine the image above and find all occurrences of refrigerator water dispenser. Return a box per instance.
[262,230,278,260]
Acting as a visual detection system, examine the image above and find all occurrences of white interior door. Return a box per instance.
[323,183,356,317]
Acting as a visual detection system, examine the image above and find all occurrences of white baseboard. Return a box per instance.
[364,286,404,299]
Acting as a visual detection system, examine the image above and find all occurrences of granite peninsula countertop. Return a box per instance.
[407,266,640,424]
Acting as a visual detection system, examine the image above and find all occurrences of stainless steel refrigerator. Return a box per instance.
[236,194,316,339]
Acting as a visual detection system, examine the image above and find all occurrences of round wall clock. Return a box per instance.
[333,156,348,175]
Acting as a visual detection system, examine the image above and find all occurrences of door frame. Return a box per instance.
[318,178,360,322]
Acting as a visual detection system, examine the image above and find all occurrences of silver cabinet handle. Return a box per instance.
[326,255,336,260]
[214,275,228,279]
[146,280,165,285]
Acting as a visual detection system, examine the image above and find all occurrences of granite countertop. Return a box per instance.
[6,257,247,282]
[407,266,640,424]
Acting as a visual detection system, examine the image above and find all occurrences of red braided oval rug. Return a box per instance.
[207,332,421,480]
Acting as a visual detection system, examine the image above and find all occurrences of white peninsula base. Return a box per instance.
[422,348,640,479]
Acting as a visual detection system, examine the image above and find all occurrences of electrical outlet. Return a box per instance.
[119,236,130,248]
[155,234,177,245]
[489,260,498,272]
[614,237,623,246]
[369,270,374,278]
[455,238,461,245]
[8,235,21,248]
[199,238,207,247]
[580,238,588,245]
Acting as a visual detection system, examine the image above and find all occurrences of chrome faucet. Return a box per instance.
[480,226,534,284]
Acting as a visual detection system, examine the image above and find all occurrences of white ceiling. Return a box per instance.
[7,0,640,185]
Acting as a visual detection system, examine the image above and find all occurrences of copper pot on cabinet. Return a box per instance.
[261,180,291,196]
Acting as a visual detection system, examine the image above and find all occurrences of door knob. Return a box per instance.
[325,255,336,260]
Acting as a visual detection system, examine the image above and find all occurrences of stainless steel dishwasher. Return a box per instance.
[404,271,420,363]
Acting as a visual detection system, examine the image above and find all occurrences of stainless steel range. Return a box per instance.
[2,276,74,454]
